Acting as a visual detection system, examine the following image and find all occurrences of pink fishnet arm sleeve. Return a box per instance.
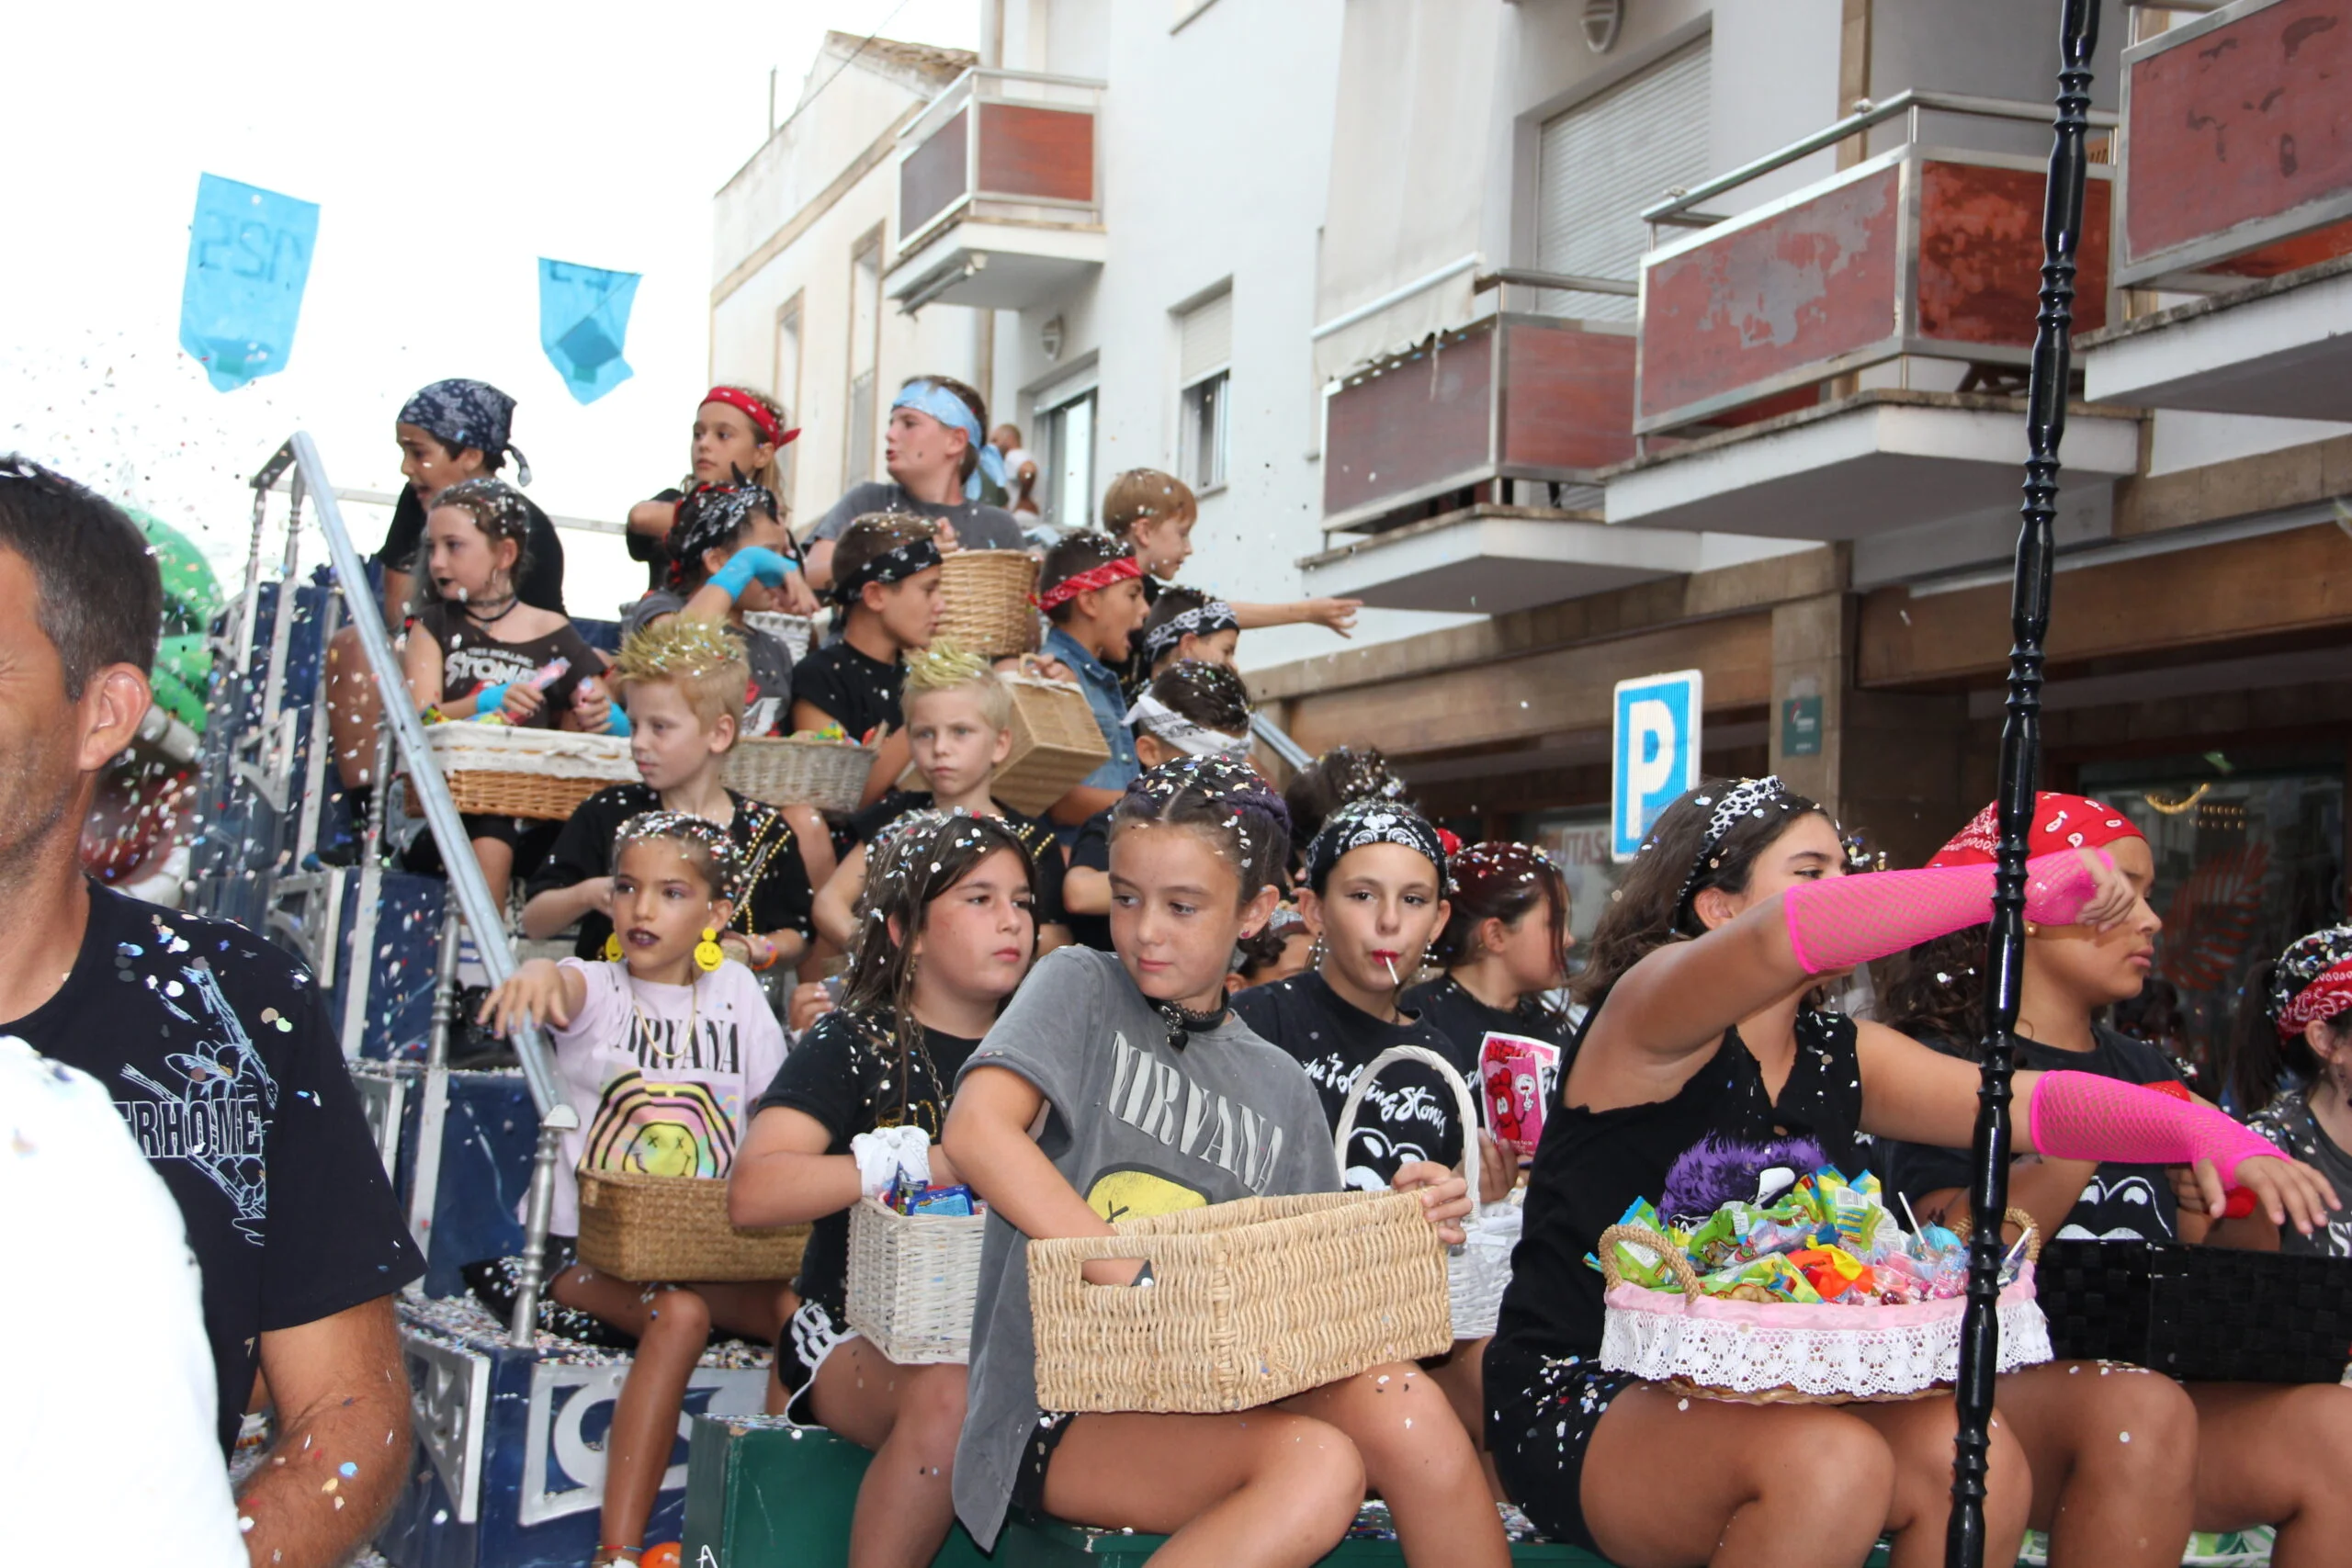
[1779,852,2104,975]
[2027,1070,2281,1187]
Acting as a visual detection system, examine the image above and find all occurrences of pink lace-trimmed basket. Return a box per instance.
[1596,1211,2052,1404]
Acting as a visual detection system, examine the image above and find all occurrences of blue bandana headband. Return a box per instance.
[400,378,532,486]
[892,380,1008,502]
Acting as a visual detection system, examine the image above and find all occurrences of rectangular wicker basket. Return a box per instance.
[576,1169,809,1284]
[723,735,877,816]
[403,724,639,821]
[843,1197,988,1365]
[1028,1190,1451,1414]
[2035,1238,2352,1383]
[935,550,1042,659]
[990,676,1112,817]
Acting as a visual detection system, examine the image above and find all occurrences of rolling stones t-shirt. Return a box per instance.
[951,946,1340,1548]
[544,957,788,1235]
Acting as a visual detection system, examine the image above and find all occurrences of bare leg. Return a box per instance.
[1041,1410,1367,1568]
[471,837,514,915]
[1847,1394,2030,1568]
[326,626,388,792]
[1990,1360,2194,1568]
[1276,1360,1506,1568]
[1420,1338,1505,1498]
[806,1338,968,1568]
[2187,1381,2352,1568]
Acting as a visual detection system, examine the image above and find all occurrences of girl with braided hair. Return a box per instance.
[476,812,793,1568]
[942,757,1501,1567]
[731,809,1035,1567]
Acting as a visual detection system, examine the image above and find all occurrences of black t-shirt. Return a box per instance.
[1230,971,1476,1188]
[845,791,1068,928]
[3,885,426,1453]
[1066,807,1114,952]
[1494,1004,1865,1360]
[1110,575,1166,698]
[1883,1025,2185,1243]
[626,485,685,589]
[791,639,903,743]
[1400,975,1574,1064]
[752,1010,980,1316]
[412,601,599,727]
[377,484,568,615]
[526,783,815,959]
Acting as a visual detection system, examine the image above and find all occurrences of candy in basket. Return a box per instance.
[1595,1155,2051,1403]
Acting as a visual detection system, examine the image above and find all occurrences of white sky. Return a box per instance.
[0,0,978,621]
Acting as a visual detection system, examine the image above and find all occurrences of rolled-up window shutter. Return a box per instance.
[1179,289,1233,386]
[1537,37,1713,321]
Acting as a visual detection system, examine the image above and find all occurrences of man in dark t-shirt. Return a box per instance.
[0,458,423,1567]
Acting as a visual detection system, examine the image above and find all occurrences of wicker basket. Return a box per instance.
[990,675,1112,817]
[1332,1045,1519,1340]
[576,1169,809,1283]
[843,1197,988,1365]
[935,549,1042,658]
[1029,1190,1452,1414]
[724,736,876,816]
[402,723,639,821]
[2033,1237,2352,1383]
[1596,1209,2051,1404]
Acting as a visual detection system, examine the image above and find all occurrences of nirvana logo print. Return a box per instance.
[1105,1032,1286,1193]
[625,1010,742,1077]
[116,954,277,1244]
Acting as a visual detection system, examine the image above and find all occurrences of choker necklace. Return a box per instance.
[1156,997,1228,1053]
[462,592,521,626]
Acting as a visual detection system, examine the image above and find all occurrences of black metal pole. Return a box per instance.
[1945,3,2102,1565]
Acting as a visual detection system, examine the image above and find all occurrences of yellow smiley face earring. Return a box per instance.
[695,927,726,973]
[602,932,624,963]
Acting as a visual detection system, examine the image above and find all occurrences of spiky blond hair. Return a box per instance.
[609,616,751,735]
[902,638,1010,730]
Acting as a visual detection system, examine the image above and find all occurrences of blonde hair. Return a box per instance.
[697,385,789,499]
[1102,468,1197,542]
[610,617,751,736]
[902,639,1012,731]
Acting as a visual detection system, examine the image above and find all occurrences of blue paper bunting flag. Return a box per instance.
[179,174,320,393]
[538,258,639,404]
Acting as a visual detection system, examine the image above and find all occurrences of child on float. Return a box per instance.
[1280,744,1408,874]
[941,756,1502,1567]
[790,513,944,809]
[1136,587,1241,680]
[399,477,612,910]
[523,617,813,984]
[812,644,1070,954]
[1034,531,1152,823]
[1063,660,1257,953]
[623,385,814,613]
[1484,776,2333,1568]
[623,482,802,736]
[1401,841,1577,1059]
[2230,924,2352,1256]
[477,813,795,1568]
[729,810,1038,1568]
[1879,795,2352,1568]
[805,376,1028,591]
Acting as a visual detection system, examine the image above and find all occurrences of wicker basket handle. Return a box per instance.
[1330,1044,1485,1210]
[1597,1223,1703,1299]
[1947,1205,2044,1264]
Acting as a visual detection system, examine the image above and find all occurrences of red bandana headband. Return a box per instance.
[1033,555,1143,612]
[2278,957,2352,1039]
[701,387,799,450]
[1927,791,2143,868]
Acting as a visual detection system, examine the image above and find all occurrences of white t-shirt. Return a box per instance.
[544,958,790,1235]
[0,1036,248,1566]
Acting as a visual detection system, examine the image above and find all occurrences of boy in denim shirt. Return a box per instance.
[1035,531,1149,824]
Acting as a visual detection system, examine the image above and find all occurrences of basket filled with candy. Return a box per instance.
[1596,1155,2049,1404]
[845,1171,989,1367]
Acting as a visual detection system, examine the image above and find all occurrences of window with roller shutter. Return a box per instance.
[1535,38,1713,322]
[1176,288,1232,491]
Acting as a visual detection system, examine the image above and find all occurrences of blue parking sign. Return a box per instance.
[1611,670,1702,862]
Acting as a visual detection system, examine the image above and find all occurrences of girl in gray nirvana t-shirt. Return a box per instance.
[943,757,1503,1567]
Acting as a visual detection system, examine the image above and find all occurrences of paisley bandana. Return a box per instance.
[1927,791,2143,868]
[1304,798,1448,894]
[399,378,532,486]
[702,386,797,449]
[1141,599,1239,665]
[1034,555,1143,613]
[1125,690,1251,760]
[1672,776,1792,918]
[831,531,944,609]
[665,482,782,590]
[2271,927,2352,1039]
[613,810,744,902]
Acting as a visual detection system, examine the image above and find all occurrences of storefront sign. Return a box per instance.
[1612,670,1702,861]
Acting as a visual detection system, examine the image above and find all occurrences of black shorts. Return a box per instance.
[1482,1341,1641,1557]
[1007,1409,1079,1519]
[403,813,560,875]
[772,1297,857,1427]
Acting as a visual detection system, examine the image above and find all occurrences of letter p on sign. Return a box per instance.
[1611,671,1702,862]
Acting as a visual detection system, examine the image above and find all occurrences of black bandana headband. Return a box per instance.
[399,378,531,486]
[666,482,782,590]
[613,810,743,902]
[1303,798,1448,894]
[831,532,944,607]
[1142,599,1240,664]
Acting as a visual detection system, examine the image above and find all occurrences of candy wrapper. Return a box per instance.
[884,1172,984,1218]
[1479,1032,1560,1153]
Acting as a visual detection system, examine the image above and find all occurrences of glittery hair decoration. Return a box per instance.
[902,639,990,693]
[831,524,944,608]
[610,615,749,687]
[613,810,743,902]
[400,378,531,485]
[2271,926,2352,1039]
[1671,775,1790,918]
[1141,598,1239,664]
[1303,798,1448,894]
[666,482,782,590]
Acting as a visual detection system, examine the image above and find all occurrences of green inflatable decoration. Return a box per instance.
[121,508,224,736]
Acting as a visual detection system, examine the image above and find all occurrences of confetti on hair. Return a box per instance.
[612,811,744,902]
[902,638,991,694]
